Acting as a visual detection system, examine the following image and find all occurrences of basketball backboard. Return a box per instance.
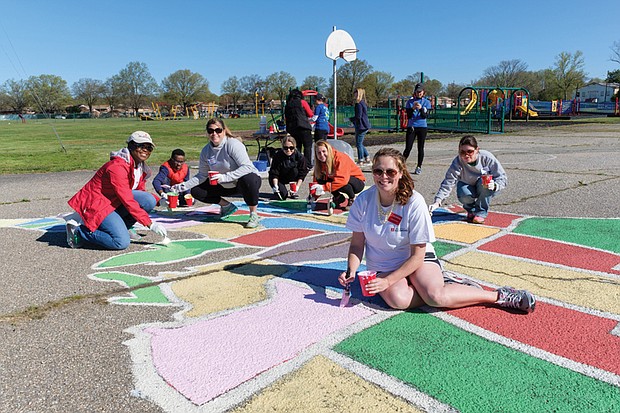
[325,29,357,62]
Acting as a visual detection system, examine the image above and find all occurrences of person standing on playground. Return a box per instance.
[403,83,432,174]
[152,148,191,206]
[312,94,330,142]
[311,140,365,209]
[65,131,167,250]
[338,147,534,313]
[269,135,308,200]
[351,88,371,166]
[170,118,262,229]
[428,135,507,225]
[284,89,314,168]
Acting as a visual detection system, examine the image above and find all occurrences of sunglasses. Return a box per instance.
[207,127,223,134]
[134,143,154,152]
[283,146,295,151]
[372,168,399,178]
[459,149,476,156]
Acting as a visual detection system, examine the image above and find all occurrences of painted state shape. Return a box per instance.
[146,280,374,405]
[231,228,322,247]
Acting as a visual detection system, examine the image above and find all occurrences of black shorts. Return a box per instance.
[424,251,442,269]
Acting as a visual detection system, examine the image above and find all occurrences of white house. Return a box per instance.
[576,82,619,102]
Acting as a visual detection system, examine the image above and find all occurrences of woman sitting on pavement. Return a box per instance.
[310,140,365,209]
[152,148,191,206]
[338,147,535,313]
[428,135,507,224]
[268,135,308,200]
[171,118,262,228]
[65,131,167,250]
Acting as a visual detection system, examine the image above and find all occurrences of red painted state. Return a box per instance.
[480,234,620,275]
[232,229,322,247]
[483,212,522,228]
[447,300,620,375]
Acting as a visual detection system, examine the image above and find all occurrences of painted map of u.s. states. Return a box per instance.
[8,201,620,412]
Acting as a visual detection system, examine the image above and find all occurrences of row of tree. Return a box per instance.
[2,43,619,115]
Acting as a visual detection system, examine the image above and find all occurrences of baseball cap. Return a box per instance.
[414,83,424,93]
[315,93,325,101]
[127,131,154,146]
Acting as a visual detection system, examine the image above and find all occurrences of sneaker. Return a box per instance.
[219,203,238,219]
[414,166,422,174]
[245,212,260,228]
[289,191,299,199]
[472,215,485,224]
[466,212,475,222]
[496,286,536,313]
[128,228,142,241]
[65,220,83,248]
[443,270,482,289]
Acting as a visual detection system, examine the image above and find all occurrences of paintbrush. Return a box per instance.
[340,269,352,307]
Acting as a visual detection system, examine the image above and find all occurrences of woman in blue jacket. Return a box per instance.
[403,83,432,174]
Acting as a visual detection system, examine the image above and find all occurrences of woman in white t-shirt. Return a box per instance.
[338,147,536,313]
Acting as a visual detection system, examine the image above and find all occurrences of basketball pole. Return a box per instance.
[332,26,338,140]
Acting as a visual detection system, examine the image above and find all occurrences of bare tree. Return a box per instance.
[161,69,211,112]
[301,75,327,93]
[240,74,264,105]
[116,61,159,116]
[611,40,620,65]
[72,78,104,114]
[480,59,529,87]
[265,71,296,103]
[1,79,29,113]
[102,75,124,112]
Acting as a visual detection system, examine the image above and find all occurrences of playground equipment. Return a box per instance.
[302,89,344,138]
[461,90,477,115]
[514,92,538,117]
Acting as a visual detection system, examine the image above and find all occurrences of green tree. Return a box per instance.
[362,71,394,105]
[265,71,296,103]
[161,69,211,112]
[240,74,264,106]
[26,74,72,114]
[443,82,466,101]
[301,75,327,93]
[551,51,587,100]
[606,69,620,83]
[102,75,124,112]
[335,59,373,105]
[0,79,29,113]
[71,78,104,114]
[220,76,243,112]
[116,61,159,116]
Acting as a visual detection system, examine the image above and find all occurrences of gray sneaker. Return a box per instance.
[219,203,238,219]
[443,270,482,289]
[414,166,422,174]
[65,220,83,248]
[128,227,143,241]
[496,286,536,313]
[245,212,260,228]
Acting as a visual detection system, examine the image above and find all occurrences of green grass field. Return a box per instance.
[0,117,263,174]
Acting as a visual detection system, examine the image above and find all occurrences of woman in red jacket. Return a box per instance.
[65,131,167,250]
[311,140,366,208]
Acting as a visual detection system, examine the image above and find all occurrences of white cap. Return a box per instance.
[127,131,154,146]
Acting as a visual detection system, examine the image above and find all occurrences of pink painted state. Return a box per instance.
[145,280,374,405]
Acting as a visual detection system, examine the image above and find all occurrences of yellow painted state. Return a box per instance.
[170,260,289,317]
[181,222,251,239]
[434,222,500,244]
[231,356,424,413]
[445,252,620,314]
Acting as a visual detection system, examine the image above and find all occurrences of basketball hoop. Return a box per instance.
[339,48,359,62]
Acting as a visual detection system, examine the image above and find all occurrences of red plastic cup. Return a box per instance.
[481,174,493,186]
[209,171,218,186]
[358,271,377,297]
[308,181,317,196]
[167,193,179,208]
[184,194,193,207]
[290,182,297,192]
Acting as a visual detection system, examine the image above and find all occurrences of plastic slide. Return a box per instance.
[461,95,477,115]
[515,104,538,117]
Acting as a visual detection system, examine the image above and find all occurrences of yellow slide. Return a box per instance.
[461,94,477,115]
[515,104,538,117]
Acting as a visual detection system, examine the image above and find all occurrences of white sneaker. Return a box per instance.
[245,212,260,228]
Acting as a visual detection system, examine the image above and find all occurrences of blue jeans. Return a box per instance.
[77,190,156,250]
[355,130,369,161]
[457,179,496,218]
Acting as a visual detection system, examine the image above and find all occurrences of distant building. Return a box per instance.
[576,82,620,102]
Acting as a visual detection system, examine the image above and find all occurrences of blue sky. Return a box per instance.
[1,1,619,95]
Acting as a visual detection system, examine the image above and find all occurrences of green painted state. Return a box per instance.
[269,200,309,211]
[513,217,620,253]
[93,272,169,303]
[335,311,620,413]
[94,239,233,268]
[223,215,250,223]
[434,241,463,258]
[21,219,64,229]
